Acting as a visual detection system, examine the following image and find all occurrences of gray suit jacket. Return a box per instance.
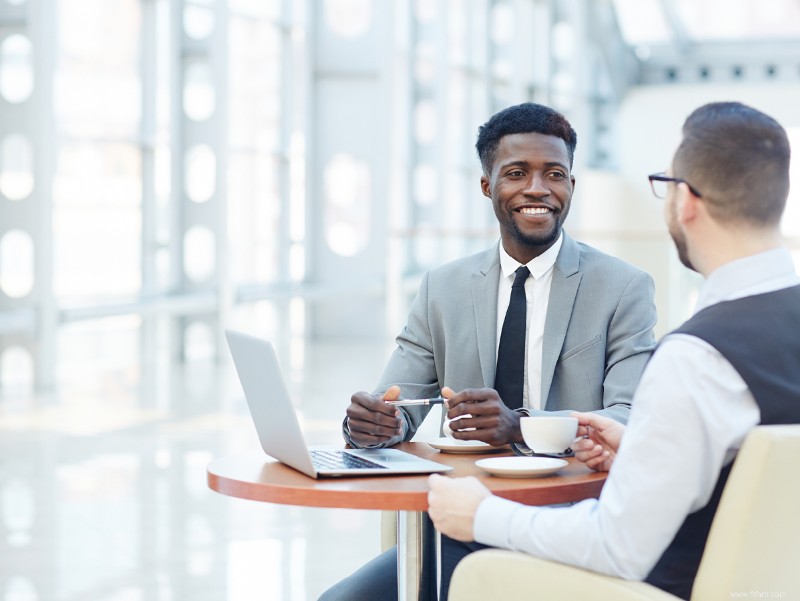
[375,232,657,441]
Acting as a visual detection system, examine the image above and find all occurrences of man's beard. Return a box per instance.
[508,210,563,249]
[668,215,697,272]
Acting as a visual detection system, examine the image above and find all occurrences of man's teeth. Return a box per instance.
[520,207,550,215]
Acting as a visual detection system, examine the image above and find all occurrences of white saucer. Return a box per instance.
[475,456,568,478]
[427,437,504,454]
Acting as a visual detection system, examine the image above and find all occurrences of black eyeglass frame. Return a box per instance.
[648,172,703,199]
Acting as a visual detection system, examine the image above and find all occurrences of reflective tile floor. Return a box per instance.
[0,340,392,601]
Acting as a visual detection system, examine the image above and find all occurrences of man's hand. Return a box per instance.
[571,411,625,472]
[427,474,491,542]
[442,386,523,446]
[345,385,403,447]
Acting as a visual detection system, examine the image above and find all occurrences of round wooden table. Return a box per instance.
[208,442,606,600]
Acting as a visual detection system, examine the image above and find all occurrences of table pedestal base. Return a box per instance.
[397,510,424,601]
[396,510,442,601]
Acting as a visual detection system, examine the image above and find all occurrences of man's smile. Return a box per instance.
[518,206,551,215]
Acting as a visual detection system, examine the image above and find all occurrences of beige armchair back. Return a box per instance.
[449,425,800,600]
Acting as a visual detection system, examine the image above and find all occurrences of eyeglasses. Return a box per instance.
[648,172,703,199]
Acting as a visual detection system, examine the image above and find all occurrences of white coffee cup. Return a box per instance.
[520,416,579,454]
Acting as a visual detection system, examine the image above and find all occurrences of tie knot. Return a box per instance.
[512,266,530,287]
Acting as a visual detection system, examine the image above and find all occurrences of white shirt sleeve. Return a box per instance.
[473,334,760,580]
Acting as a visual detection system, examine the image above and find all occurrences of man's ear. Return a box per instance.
[675,182,699,224]
[480,175,491,198]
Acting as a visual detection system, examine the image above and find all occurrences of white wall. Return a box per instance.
[617,82,800,191]
[570,82,800,336]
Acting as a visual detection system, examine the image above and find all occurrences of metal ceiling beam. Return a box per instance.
[586,0,641,99]
[636,39,800,84]
[657,0,692,53]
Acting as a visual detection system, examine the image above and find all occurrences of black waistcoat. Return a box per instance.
[645,285,800,599]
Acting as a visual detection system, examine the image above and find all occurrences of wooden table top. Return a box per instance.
[207,442,607,511]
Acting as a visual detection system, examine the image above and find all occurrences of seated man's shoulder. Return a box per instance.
[426,247,495,280]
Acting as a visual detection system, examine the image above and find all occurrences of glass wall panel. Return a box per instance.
[228,11,284,287]
[52,142,141,298]
[52,0,142,303]
[0,229,34,298]
[0,133,34,201]
[55,0,141,139]
[228,18,281,150]
[228,152,281,283]
[0,34,34,104]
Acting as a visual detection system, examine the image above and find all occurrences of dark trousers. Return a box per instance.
[318,516,487,601]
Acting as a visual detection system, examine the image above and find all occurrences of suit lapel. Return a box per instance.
[540,233,582,405]
[473,245,501,387]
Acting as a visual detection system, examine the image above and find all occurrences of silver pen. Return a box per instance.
[386,397,446,407]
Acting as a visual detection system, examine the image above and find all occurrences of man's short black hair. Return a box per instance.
[476,102,578,174]
[674,101,790,227]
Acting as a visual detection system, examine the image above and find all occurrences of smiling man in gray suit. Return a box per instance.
[344,102,656,451]
[321,102,657,601]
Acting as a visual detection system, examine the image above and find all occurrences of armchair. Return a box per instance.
[449,425,800,600]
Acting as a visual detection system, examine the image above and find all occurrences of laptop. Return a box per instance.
[225,329,453,478]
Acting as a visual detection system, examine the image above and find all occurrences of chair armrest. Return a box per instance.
[449,549,678,601]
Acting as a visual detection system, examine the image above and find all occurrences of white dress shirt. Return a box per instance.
[368,235,563,446]
[473,247,800,580]
[497,234,562,410]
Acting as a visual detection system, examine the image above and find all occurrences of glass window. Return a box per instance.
[228,18,281,150]
[0,134,34,201]
[56,316,141,394]
[228,12,285,287]
[446,0,467,64]
[56,0,141,139]
[0,229,34,298]
[0,478,35,544]
[52,142,141,298]
[413,164,437,206]
[324,0,372,38]
[184,2,215,40]
[228,152,280,284]
[2,577,37,600]
[612,0,800,45]
[324,154,371,256]
[414,43,437,83]
[228,0,281,18]
[0,34,34,104]
[53,0,142,301]
[184,321,215,361]
[183,60,215,121]
[183,225,216,283]
[0,346,34,396]
[489,1,514,45]
[185,144,216,203]
[413,100,437,145]
[415,0,437,23]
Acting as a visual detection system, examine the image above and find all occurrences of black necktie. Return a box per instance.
[494,266,530,410]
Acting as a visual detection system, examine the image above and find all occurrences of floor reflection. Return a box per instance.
[0,340,390,601]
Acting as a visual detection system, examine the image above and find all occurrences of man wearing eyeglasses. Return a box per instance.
[428,101,800,600]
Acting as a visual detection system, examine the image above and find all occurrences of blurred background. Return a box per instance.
[1,0,799,599]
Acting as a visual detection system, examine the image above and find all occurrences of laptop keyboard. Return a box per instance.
[310,450,388,471]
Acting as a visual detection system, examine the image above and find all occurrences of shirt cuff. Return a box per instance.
[342,414,409,449]
[474,495,535,549]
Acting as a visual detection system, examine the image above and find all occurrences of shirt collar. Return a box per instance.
[695,247,800,313]
[499,232,563,280]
